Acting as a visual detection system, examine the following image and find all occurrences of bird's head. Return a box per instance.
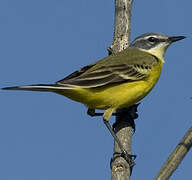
[130,33,185,60]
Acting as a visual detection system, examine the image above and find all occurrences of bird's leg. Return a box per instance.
[87,108,118,117]
[87,106,138,133]
[103,109,136,168]
[87,108,104,116]
[87,108,136,167]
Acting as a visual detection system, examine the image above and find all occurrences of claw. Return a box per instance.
[110,152,136,170]
[122,151,136,167]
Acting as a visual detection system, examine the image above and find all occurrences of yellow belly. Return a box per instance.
[57,63,162,110]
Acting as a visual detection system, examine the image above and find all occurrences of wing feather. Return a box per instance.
[56,49,159,88]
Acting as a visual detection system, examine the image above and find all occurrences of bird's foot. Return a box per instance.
[112,104,140,133]
[110,151,136,169]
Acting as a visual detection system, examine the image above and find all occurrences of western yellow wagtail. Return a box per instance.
[3,33,185,164]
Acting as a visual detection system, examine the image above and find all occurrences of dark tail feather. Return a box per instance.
[2,84,67,92]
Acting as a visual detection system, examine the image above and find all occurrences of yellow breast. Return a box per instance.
[59,60,163,110]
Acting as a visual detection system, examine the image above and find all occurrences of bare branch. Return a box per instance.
[108,0,133,54]
[154,126,192,180]
[109,1,134,180]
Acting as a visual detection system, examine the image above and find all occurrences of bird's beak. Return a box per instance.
[168,36,186,43]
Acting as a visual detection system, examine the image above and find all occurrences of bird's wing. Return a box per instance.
[56,49,159,88]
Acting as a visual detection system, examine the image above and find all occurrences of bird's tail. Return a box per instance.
[2,84,74,92]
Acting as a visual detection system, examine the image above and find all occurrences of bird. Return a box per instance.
[2,33,185,164]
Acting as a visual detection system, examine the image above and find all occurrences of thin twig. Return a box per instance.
[154,126,192,180]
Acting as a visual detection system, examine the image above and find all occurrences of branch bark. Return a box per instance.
[154,126,192,180]
[109,1,134,180]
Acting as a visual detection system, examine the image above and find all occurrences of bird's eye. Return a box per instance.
[148,37,157,43]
